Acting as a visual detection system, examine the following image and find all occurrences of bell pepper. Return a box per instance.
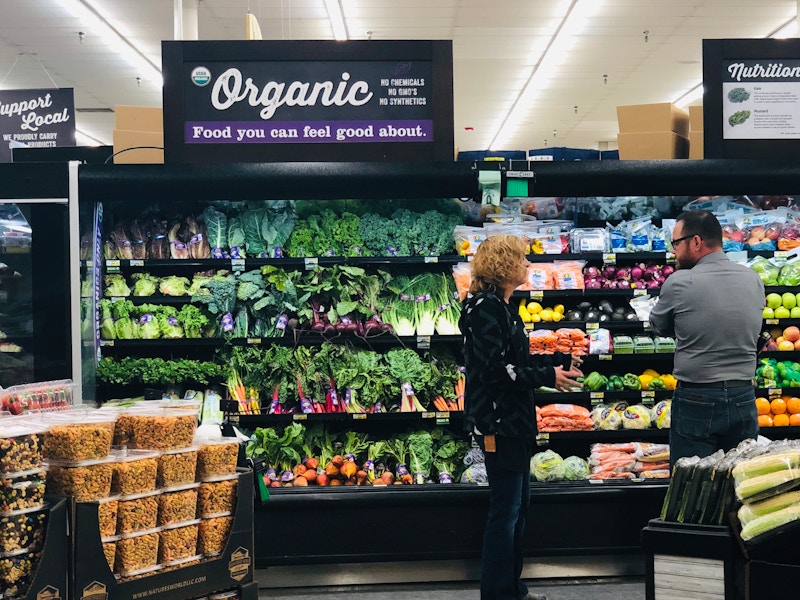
[639,374,654,390]
[660,374,677,390]
[607,375,624,391]
[622,373,642,390]
[649,377,667,390]
[583,371,609,391]
[642,368,661,378]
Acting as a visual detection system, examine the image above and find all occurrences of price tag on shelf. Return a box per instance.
[85,260,94,268]
[765,319,779,325]
[293,414,307,421]
[110,297,126,303]
[106,259,120,274]
[525,323,535,331]
[774,251,789,259]
[586,323,599,331]
[633,289,648,297]
[665,252,676,264]
[352,413,367,420]
[768,388,782,398]
[436,416,450,425]
[231,258,245,272]
[100,340,114,347]
[641,391,655,399]
[536,432,550,446]
[590,397,604,406]
[129,259,144,267]
[529,290,544,300]
[590,391,604,400]
[643,321,652,330]
[304,258,319,270]
[106,260,120,267]
[507,171,535,178]
[435,411,450,419]
[424,256,439,264]
[416,335,431,349]
[421,412,435,419]
[599,354,612,361]
[602,253,616,264]
[246,338,262,345]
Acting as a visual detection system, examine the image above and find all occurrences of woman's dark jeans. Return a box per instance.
[481,451,530,600]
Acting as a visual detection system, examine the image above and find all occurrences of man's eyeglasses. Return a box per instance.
[671,234,697,247]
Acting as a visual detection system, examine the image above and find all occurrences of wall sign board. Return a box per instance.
[703,38,800,158]
[0,88,75,163]
[162,40,454,163]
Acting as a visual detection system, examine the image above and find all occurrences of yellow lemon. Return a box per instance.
[527,301,542,314]
[530,313,541,323]
[551,312,563,323]
[553,304,565,315]
[539,309,553,322]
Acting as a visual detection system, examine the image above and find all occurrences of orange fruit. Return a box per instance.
[758,414,774,427]
[771,397,788,415]
[789,414,800,426]
[787,397,800,415]
[784,326,800,342]
[774,413,790,427]
[756,397,771,416]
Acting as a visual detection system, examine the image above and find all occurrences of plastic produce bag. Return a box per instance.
[590,404,622,430]
[530,449,565,482]
[747,255,781,286]
[460,463,488,484]
[621,404,653,430]
[563,455,590,480]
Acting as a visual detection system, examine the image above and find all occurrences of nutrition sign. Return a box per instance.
[721,59,800,140]
[162,40,454,163]
[0,88,75,163]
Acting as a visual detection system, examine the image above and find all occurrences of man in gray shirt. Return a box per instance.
[650,210,764,465]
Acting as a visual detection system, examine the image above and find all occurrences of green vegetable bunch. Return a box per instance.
[96,356,222,386]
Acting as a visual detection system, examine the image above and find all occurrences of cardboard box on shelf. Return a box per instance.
[689,105,704,132]
[113,130,164,164]
[617,103,690,137]
[114,105,163,133]
[689,131,704,160]
[72,469,254,600]
[617,131,689,160]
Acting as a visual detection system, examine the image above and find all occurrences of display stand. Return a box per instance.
[71,470,254,600]
[18,498,68,600]
[641,518,745,600]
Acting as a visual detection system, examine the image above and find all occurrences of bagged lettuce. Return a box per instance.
[563,455,589,481]
[531,449,565,482]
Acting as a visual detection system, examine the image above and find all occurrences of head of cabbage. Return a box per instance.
[530,449,565,482]
[563,455,590,480]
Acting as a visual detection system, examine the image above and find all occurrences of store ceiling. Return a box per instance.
[0,0,797,153]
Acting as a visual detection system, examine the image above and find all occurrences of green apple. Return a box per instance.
[775,306,791,319]
[795,292,800,307]
[791,307,800,318]
[764,307,775,318]
[783,293,797,309]
[766,293,783,309]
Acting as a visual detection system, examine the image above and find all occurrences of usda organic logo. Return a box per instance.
[191,67,211,86]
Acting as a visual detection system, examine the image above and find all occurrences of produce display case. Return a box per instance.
[76,159,800,582]
[0,163,79,401]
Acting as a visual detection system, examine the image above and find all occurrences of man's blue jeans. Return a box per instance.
[481,451,530,600]
[670,384,758,467]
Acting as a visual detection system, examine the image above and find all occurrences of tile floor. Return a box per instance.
[262,577,646,600]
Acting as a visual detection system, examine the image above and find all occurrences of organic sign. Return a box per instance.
[0,88,75,163]
[162,40,454,163]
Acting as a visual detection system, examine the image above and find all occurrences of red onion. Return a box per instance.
[630,266,644,280]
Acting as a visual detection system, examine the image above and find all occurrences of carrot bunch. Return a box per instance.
[226,368,249,414]
[431,374,465,412]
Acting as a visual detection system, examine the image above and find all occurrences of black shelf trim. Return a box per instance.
[237,411,463,428]
[99,333,462,349]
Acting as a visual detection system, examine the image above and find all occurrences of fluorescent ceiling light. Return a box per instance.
[772,18,798,39]
[76,128,106,146]
[488,0,596,150]
[55,0,162,85]
[324,0,348,41]
[672,16,798,108]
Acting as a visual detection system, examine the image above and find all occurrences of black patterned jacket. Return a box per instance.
[459,291,566,440]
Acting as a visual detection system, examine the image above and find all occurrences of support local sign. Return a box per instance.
[162,40,454,163]
[0,88,75,163]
